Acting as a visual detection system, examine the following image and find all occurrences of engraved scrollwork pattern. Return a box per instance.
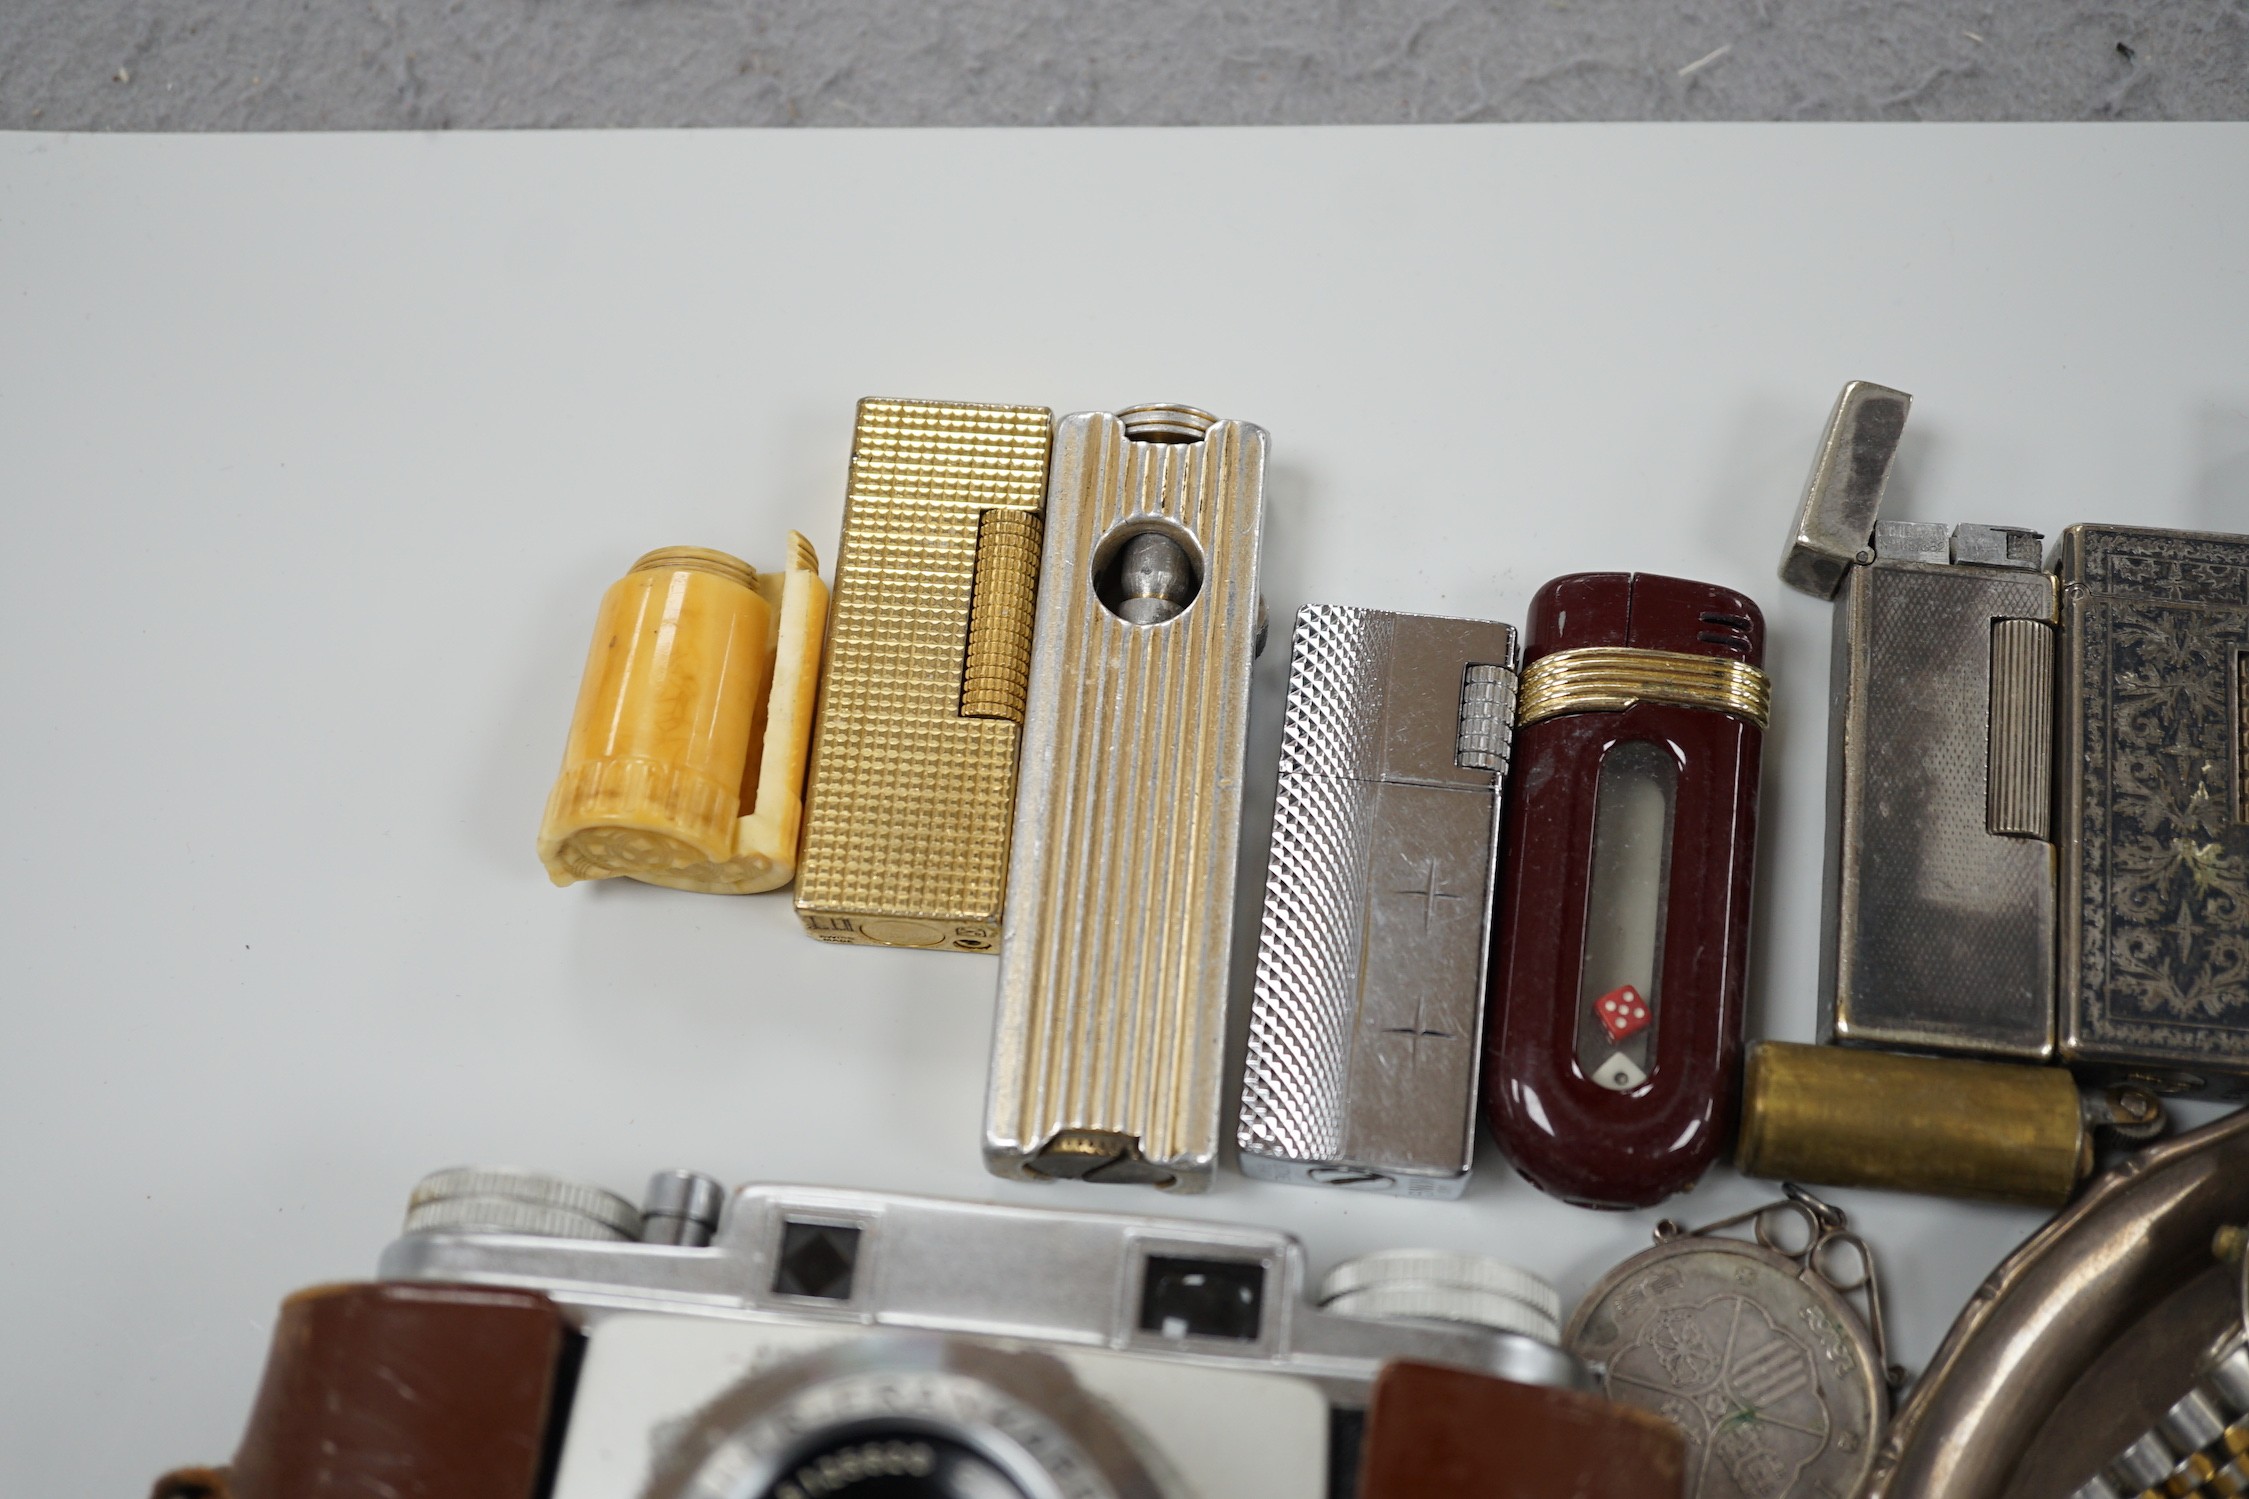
[2077,532,2249,1055]
[1610,1291,1832,1498]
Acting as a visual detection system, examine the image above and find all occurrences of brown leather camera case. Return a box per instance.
[152,1281,569,1499]
[1359,1361,1687,1498]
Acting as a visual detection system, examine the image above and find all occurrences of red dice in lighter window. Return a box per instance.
[1595,984,1652,1044]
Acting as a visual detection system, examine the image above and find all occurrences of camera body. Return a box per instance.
[166,1169,1621,1499]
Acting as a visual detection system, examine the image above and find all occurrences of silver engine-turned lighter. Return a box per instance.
[985,403,1268,1191]
[1237,605,1520,1198]
[1784,380,2249,1097]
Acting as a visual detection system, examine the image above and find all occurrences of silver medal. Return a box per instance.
[1567,1186,1899,1499]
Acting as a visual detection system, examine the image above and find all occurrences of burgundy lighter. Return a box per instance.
[1484,573,1769,1209]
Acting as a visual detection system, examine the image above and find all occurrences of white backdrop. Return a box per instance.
[2,124,2245,1494]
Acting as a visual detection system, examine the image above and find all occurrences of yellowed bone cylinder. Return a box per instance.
[541,547,770,885]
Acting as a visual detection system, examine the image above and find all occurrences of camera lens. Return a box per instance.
[645,1338,1173,1499]
[758,1428,1027,1499]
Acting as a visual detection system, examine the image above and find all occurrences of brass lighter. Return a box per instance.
[984,404,1268,1191]
[539,540,828,894]
[1737,1041,2163,1207]
[1783,381,2249,1097]
[793,398,1053,952]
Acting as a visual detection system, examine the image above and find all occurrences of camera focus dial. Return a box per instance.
[1317,1249,1587,1391]
[403,1166,643,1241]
[1318,1249,1562,1344]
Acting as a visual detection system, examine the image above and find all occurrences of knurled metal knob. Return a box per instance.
[403,1166,642,1241]
[1317,1249,1562,1345]
[639,1169,726,1247]
[1116,402,1217,444]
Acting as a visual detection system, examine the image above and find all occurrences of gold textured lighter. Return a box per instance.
[984,404,1269,1191]
[793,398,1054,952]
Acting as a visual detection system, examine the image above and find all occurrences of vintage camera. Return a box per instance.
[1783,380,2249,1097]
[156,1166,1686,1499]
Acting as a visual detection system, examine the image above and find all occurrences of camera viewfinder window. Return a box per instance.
[774,1221,862,1301]
[1139,1255,1264,1341]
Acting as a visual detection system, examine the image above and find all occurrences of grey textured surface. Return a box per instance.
[2,0,2244,129]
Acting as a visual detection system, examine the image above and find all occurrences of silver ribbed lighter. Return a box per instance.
[983,403,1268,1191]
[1236,606,1519,1199]
[1784,381,2249,1098]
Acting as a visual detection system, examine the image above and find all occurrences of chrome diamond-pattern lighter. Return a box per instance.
[984,404,1267,1192]
[1237,606,1520,1199]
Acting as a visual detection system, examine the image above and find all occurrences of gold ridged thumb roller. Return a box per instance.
[538,537,828,894]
